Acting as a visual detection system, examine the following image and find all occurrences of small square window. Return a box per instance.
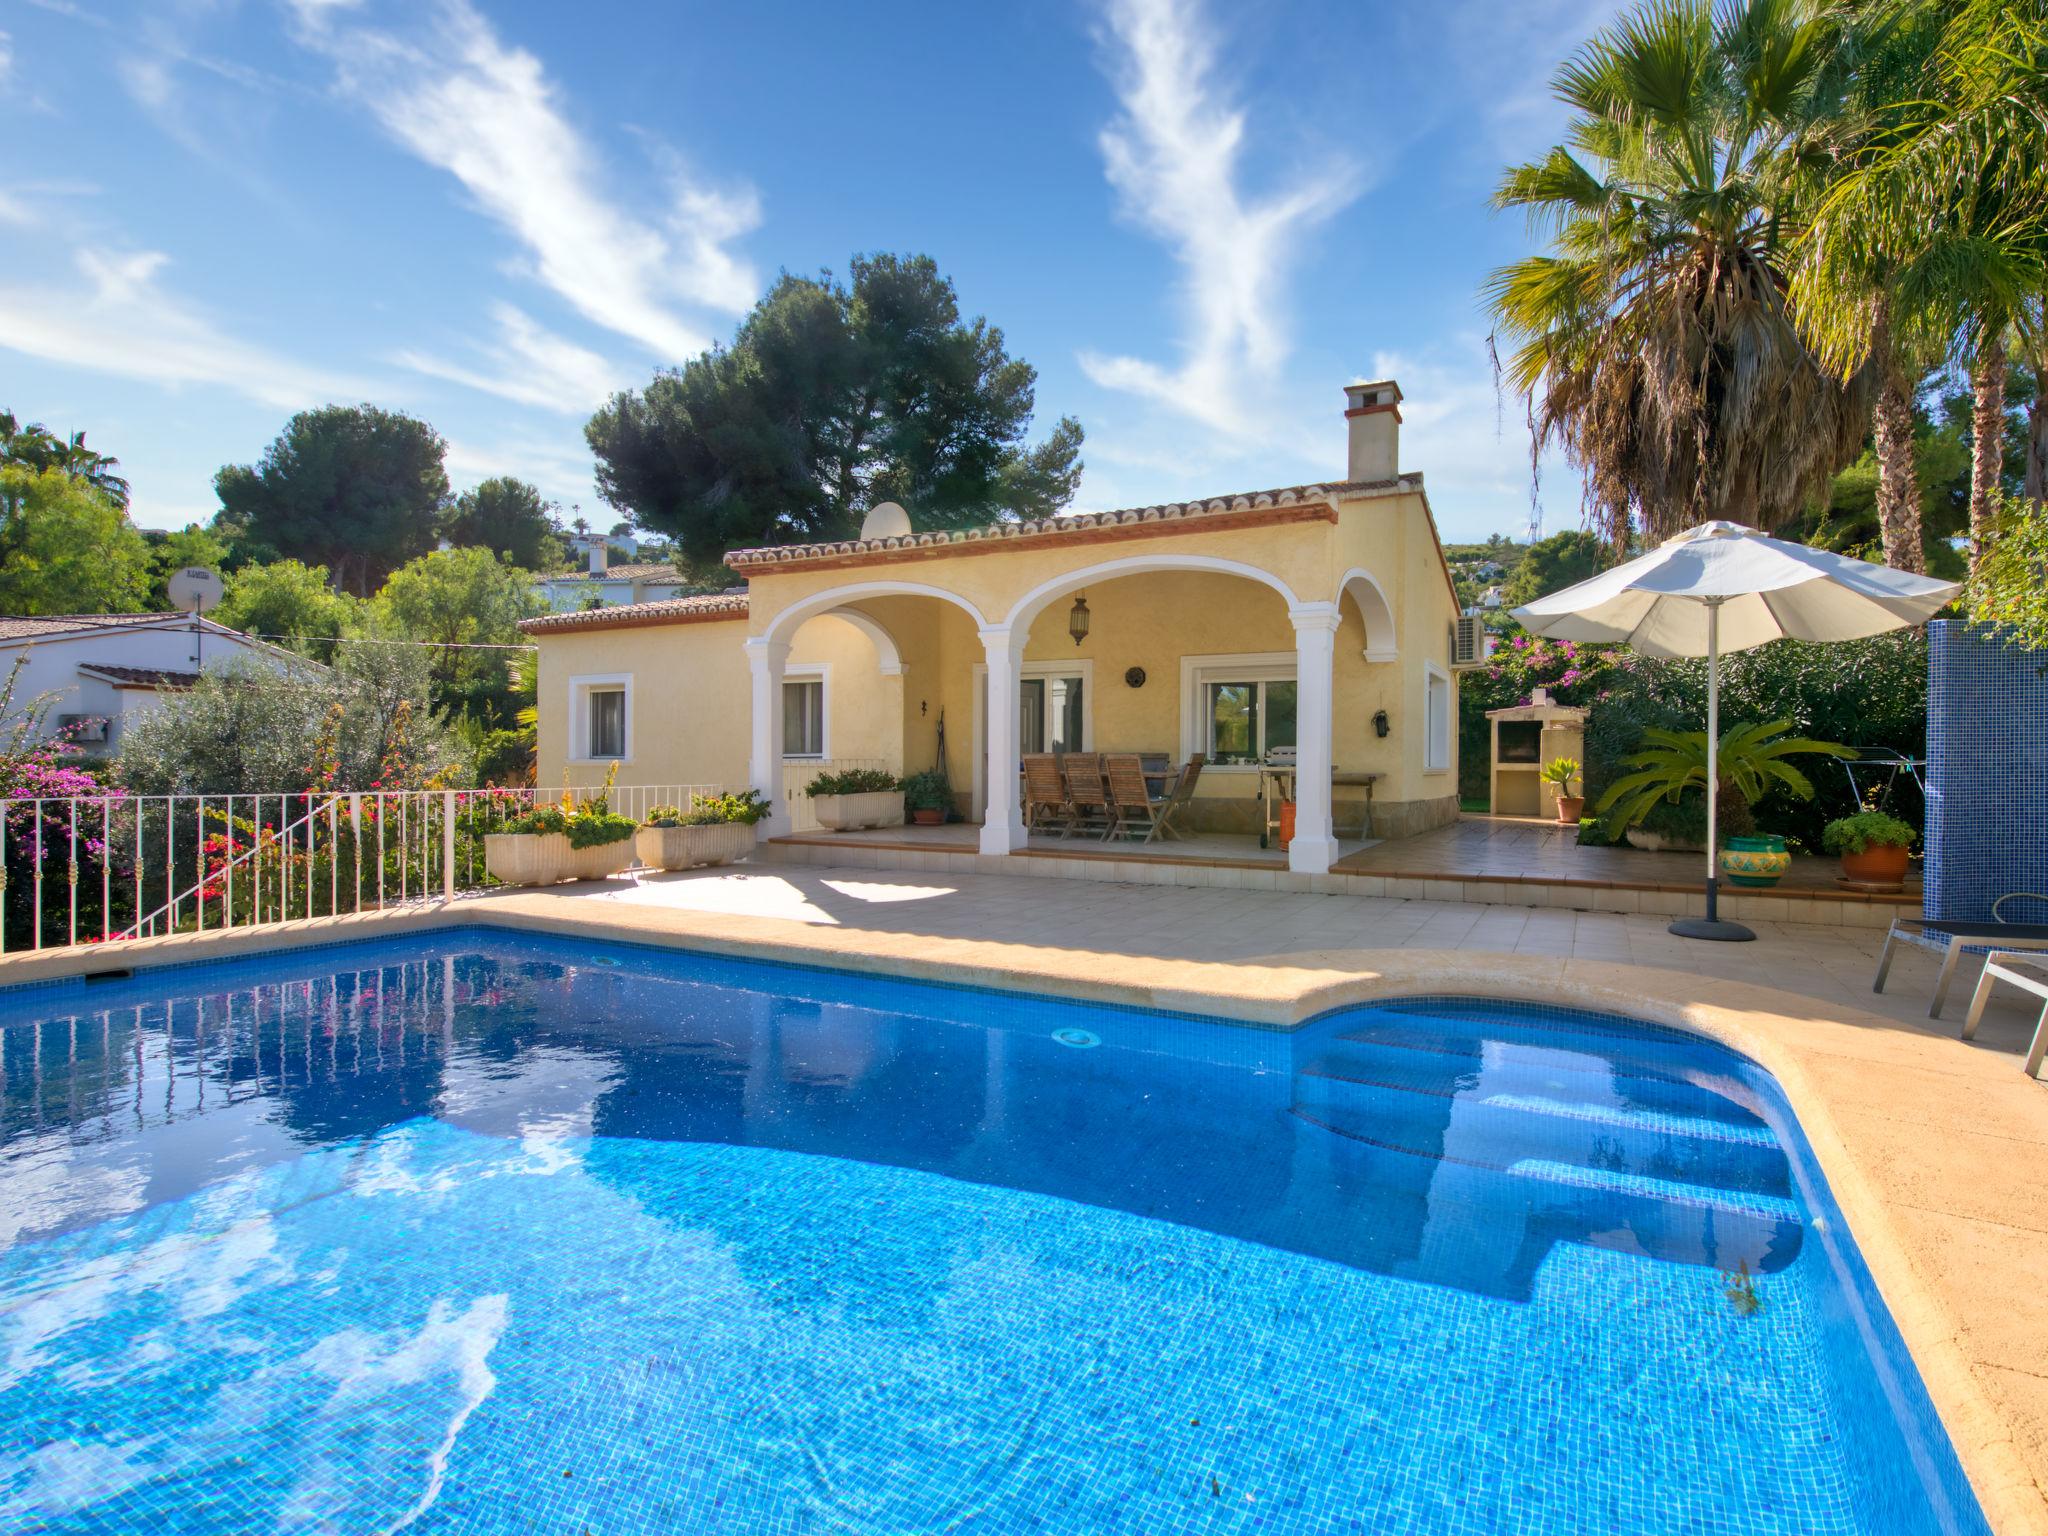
[783,679,824,758]
[588,687,626,760]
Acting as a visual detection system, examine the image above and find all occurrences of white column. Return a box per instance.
[744,636,791,839]
[1288,604,1341,874]
[979,626,1024,855]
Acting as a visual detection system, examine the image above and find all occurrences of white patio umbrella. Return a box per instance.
[1511,521,1959,942]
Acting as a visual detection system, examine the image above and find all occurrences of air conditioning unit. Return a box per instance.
[59,714,109,743]
[1449,615,1492,669]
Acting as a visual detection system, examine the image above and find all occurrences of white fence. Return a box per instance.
[780,759,894,833]
[0,784,724,954]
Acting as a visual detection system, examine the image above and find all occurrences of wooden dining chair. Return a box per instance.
[1154,753,1204,841]
[1022,753,1072,837]
[1060,754,1113,840]
[1104,753,1166,842]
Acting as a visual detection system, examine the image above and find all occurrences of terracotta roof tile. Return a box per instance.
[0,613,193,642]
[722,476,1418,570]
[77,664,202,688]
[519,590,749,636]
[539,563,682,583]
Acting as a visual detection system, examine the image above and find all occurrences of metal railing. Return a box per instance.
[780,759,893,833]
[0,784,726,954]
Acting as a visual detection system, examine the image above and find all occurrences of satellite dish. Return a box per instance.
[858,501,912,541]
[167,566,225,615]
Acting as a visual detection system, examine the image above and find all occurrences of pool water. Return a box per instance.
[0,932,1986,1534]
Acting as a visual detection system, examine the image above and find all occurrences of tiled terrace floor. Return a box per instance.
[1336,813,1922,897]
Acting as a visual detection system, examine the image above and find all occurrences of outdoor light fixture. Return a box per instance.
[1068,593,1091,646]
[1373,709,1391,739]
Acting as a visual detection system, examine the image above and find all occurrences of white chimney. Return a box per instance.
[586,538,608,576]
[1344,379,1402,481]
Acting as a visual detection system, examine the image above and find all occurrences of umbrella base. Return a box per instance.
[1670,878,1754,941]
[1668,916,1757,942]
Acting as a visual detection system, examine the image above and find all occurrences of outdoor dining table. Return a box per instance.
[1257,763,1378,848]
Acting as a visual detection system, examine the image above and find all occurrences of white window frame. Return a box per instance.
[782,663,830,760]
[1179,652,1297,773]
[1423,660,1452,774]
[568,672,633,764]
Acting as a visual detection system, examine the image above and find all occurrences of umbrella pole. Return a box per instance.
[1670,598,1755,942]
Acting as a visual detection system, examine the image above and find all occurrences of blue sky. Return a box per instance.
[0,0,1617,542]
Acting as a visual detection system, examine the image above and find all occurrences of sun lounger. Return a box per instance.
[1960,951,2048,1078]
[1872,894,2048,1017]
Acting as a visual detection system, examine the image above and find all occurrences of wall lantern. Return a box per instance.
[1068,593,1091,646]
[1373,709,1391,739]
[1124,666,1147,688]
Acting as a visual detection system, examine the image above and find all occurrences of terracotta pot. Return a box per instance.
[1840,842,1911,889]
[910,808,946,826]
[483,832,633,887]
[634,821,755,871]
[1555,795,1585,825]
[812,790,904,832]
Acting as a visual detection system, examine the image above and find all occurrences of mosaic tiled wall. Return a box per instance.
[1925,620,2048,922]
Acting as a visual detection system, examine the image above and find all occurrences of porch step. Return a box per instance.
[755,836,1906,927]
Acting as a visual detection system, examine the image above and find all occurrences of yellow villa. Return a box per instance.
[524,380,1478,876]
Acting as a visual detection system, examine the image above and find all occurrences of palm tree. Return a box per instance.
[1794,0,2048,570]
[0,411,131,507]
[1487,0,1871,550]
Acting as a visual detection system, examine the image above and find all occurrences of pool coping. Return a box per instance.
[3,891,2043,1534]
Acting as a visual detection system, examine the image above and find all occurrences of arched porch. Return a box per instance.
[746,552,1401,874]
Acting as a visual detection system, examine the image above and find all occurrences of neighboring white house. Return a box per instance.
[531,540,689,612]
[0,614,310,750]
[1479,585,1506,610]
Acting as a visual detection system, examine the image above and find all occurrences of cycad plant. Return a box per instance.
[1487,0,1872,549]
[1594,718,1854,838]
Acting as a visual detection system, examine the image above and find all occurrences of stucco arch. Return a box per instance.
[1338,567,1398,661]
[792,606,905,676]
[1002,553,1306,642]
[762,580,989,650]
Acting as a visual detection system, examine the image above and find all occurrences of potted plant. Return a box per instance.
[805,767,904,831]
[898,768,952,826]
[636,790,770,871]
[1822,810,1916,890]
[1719,832,1791,888]
[1539,756,1583,824]
[484,784,638,886]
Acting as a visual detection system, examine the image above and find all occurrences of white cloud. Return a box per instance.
[0,30,14,91]
[397,302,625,412]
[289,0,758,362]
[0,245,368,409]
[1079,0,1359,436]
[443,433,597,512]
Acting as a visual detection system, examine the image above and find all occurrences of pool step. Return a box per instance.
[1314,1009,1771,1124]
[1293,1066,1792,1198]
[1289,1006,1803,1274]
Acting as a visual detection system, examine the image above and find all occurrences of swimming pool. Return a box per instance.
[0,931,1986,1533]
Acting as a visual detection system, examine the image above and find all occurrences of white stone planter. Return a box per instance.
[634,821,756,871]
[483,831,634,887]
[1626,827,1704,854]
[811,790,904,832]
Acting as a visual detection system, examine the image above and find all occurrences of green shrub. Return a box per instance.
[806,767,899,796]
[1821,811,1916,855]
[1592,719,1852,840]
[1539,756,1580,794]
[898,769,951,812]
[643,790,771,827]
